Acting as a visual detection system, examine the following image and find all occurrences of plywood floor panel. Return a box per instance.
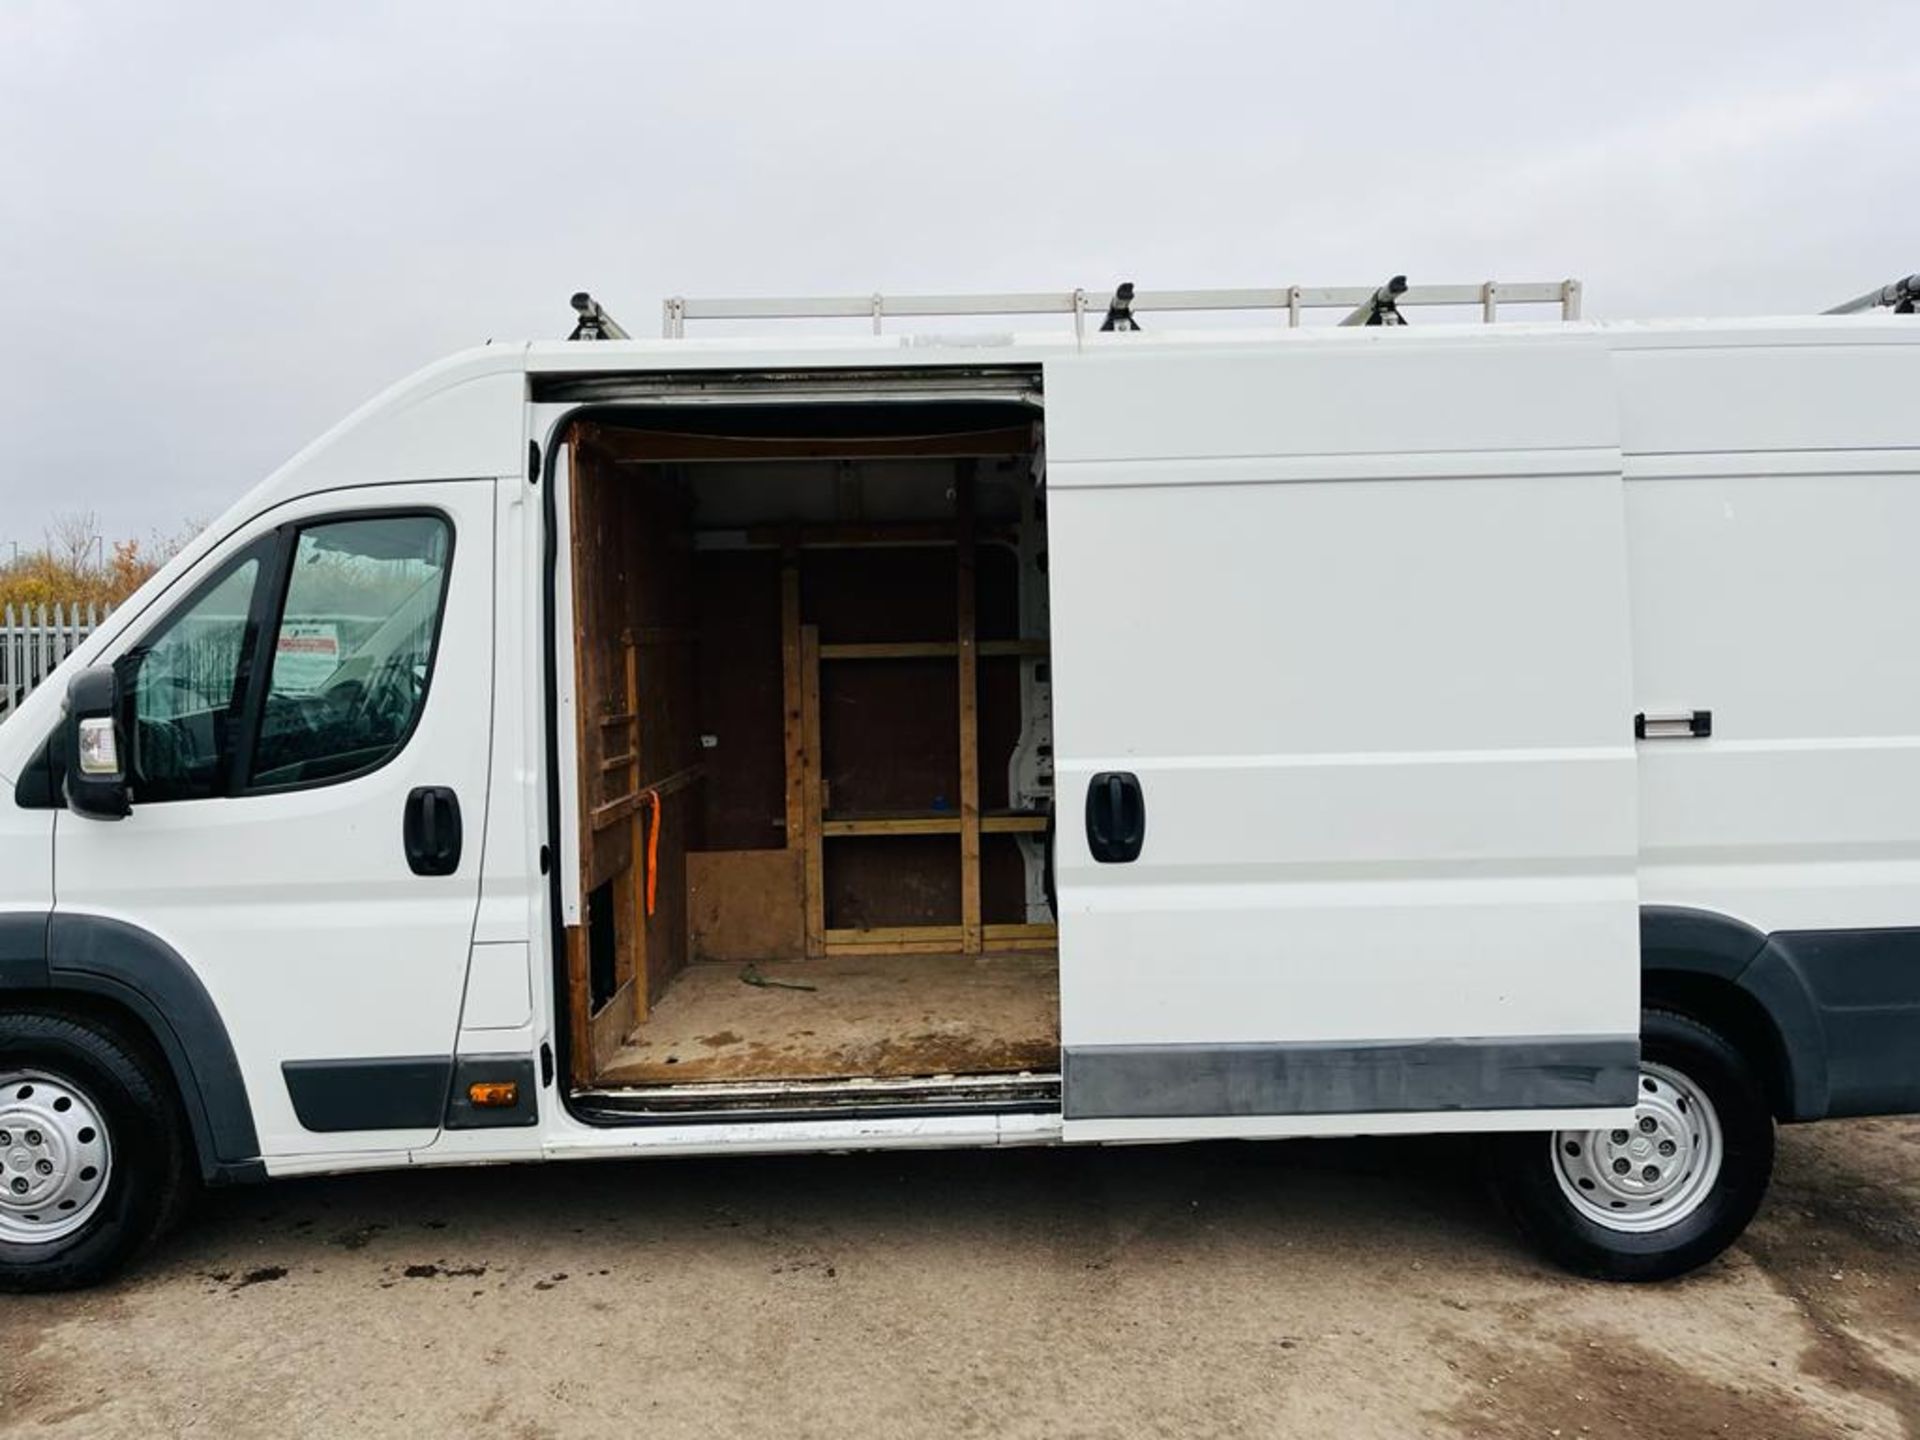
[596,951,1059,1086]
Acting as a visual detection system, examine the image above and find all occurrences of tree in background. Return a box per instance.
[0,511,200,613]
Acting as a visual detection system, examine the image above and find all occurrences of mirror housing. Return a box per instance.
[63,666,130,820]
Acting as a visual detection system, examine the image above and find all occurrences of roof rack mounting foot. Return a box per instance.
[1340,276,1409,328]
[569,292,630,341]
[1824,275,1918,316]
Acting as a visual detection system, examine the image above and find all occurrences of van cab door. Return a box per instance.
[53,481,495,1159]
[1044,339,1642,1140]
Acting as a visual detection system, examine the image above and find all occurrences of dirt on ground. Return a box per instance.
[2,1118,1916,1439]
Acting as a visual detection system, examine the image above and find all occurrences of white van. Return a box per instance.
[4,280,1918,1291]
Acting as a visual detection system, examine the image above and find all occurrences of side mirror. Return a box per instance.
[63,666,130,820]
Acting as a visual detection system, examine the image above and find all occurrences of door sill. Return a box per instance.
[572,1070,1061,1126]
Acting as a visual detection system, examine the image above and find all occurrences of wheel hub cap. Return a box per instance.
[1551,1060,1723,1234]
[0,1072,113,1245]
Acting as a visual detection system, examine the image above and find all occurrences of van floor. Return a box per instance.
[596,952,1060,1087]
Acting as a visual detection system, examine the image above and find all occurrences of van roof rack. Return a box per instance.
[651,277,1584,340]
[574,273,1918,343]
[1824,275,1918,316]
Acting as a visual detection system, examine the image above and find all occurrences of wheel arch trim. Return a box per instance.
[0,912,264,1183]
[1640,904,1830,1121]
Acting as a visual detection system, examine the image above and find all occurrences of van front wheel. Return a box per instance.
[0,1011,190,1292]
[1489,1009,1774,1282]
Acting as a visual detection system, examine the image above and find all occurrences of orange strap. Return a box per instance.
[644,790,662,916]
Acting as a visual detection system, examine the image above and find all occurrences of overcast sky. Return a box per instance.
[1,1,1913,548]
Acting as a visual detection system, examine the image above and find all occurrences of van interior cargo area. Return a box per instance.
[560,395,1058,1106]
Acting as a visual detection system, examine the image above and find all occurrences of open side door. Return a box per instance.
[1045,336,1642,1140]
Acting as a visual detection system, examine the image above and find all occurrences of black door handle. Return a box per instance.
[1085,771,1145,864]
[404,786,463,877]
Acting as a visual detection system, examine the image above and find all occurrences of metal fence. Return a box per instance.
[0,604,111,721]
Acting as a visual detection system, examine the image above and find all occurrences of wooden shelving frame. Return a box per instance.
[780,460,1055,960]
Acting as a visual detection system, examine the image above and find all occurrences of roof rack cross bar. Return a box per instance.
[652,279,1583,338]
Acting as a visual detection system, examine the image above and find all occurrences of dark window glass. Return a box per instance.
[248,515,452,790]
[125,551,266,803]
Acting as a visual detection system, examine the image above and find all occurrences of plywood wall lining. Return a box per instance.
[688,849,805,962]
[693,549,787,851]
[567,430,705,1042]
[824,835,963,930]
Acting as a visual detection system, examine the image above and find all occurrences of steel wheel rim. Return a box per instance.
[1551,1060,1723,1234]
[0,1070,114,1245]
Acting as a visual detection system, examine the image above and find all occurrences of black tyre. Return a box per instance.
[0,1010,192,1292]
[1488,1009,1774,1282]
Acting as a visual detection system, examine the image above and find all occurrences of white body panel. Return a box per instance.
[1614,337,1920,938]
[549,440,584,928]
[52,481,499,1159]
[1042,339,1642,1137]
[0,781,52,920]
[433,467,547,1110]
[459,942,533,1032]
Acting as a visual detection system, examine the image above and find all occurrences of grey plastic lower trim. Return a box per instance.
[1063,1035,1641,1121]
[1763,927,1920,1119]
[1640,905,1768,979]
[0,911,49,987]
[283,1057,452,1132]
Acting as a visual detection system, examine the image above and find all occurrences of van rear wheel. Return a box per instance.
[0,1011,190,1293]
[1489,1009,1774,1282]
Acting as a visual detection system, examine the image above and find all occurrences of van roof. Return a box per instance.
[519,312,1919,378]
[252,310,1917,540]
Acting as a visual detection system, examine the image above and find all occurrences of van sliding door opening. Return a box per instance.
[552,389,1058,1108]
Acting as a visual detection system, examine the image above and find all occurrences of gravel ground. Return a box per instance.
[3,1117,1916,1439]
